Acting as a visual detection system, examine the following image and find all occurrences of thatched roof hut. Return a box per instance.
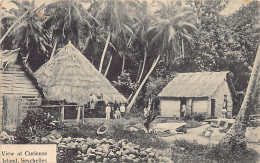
[158,71,234,98]
[34,42,127,105]
[158,71,235,118]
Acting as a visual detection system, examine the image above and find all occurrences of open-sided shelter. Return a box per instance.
[158,71,234,118]
[34,42,127,121]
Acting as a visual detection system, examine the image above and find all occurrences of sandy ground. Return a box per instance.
[161,124,220,145]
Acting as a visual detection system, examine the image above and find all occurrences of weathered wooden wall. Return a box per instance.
[0,64,41,131]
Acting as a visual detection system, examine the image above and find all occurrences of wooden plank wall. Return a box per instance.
[19,96,42,124]
[0,64,41,130]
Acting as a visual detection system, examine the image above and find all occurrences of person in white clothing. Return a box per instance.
[105,104,111,120]
[120,104,126,117]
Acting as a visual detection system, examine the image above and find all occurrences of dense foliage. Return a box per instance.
[1,0,259,111]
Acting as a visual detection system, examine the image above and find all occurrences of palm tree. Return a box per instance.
[127,1,197,112]
[0,1,31,45]
[43,0,98,54]
[1,0,51,71]
[221,43,260,149]
[92,0,136,73]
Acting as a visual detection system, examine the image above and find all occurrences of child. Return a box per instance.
[115,109,121,119]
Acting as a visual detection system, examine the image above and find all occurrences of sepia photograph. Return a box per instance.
[0,0,260,162]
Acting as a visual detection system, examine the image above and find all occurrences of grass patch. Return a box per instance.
[172,139,259,163]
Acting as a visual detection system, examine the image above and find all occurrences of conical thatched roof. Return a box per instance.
[34,42,127,104]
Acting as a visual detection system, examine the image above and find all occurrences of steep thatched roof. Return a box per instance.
[34,42,127,104]
[158,71,233,98]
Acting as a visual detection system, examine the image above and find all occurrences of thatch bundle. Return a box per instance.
[34,42,127,104]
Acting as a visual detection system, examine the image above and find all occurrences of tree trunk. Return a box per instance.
[76,106,81,124]
[82,106,85,125]
[50,40,58,59]
[99,32,111,73]
[135,60,143,82]
[121,54,125,74]
[137,48,147,83]
[0,10,29,45]
[126,54,161,113]
[60,106,65,122]
[182,38,185,58]
[127,93,133,102]
[221,44,260,145]
[104,55,113,77]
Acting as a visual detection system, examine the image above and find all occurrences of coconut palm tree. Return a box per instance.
[131,0,154,84]
[91,0,136,73]
[43,0,99,55]
[221,43,260,149]
[1,0,51,71]
[127,1,197,112]
[0,0,31,45]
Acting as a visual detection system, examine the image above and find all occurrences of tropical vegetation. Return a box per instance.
[1,0,260,158]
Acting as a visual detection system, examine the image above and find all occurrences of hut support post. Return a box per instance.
[82,106,85,125]
[60,106,65,122]
[76,106,81,124]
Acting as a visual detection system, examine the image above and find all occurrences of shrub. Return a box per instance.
[15,110,54,143]
[192,113,205,122]
[172,139,259,163]
[183,114,192,121]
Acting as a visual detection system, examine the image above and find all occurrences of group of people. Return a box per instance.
[105,103,126,120]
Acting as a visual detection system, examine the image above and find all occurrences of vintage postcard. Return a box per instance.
[0,0,260,162]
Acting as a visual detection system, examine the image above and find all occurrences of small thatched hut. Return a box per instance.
[158,71,235,118]
[1,50,42,131]
[34,42,127,120]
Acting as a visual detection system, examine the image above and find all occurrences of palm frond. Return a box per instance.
[168,26,176,43]
[149,29,164,49]
[178,21,198,34]
[71,4,83,21]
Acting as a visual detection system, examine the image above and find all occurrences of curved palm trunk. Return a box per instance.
[104,55,113,77]
[137,49,147,84]
[121,54,125,74]
[222,44,260,145]
[50,40,58,59]
[0,10,29,45]
[127,54,161,113]
[99,32,111,73]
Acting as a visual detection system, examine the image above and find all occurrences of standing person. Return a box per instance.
[222,95,228,118]
[120,103,126,118]
[181,104,186,117]
[105,104,111,120]
[221,108,227,118]
[144,107,149,118]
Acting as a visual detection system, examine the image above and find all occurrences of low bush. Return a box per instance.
[15,110,55,143]
[192,113,205,122]
[172,139,259,163]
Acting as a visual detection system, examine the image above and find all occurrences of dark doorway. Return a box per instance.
[211,99,215,117]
